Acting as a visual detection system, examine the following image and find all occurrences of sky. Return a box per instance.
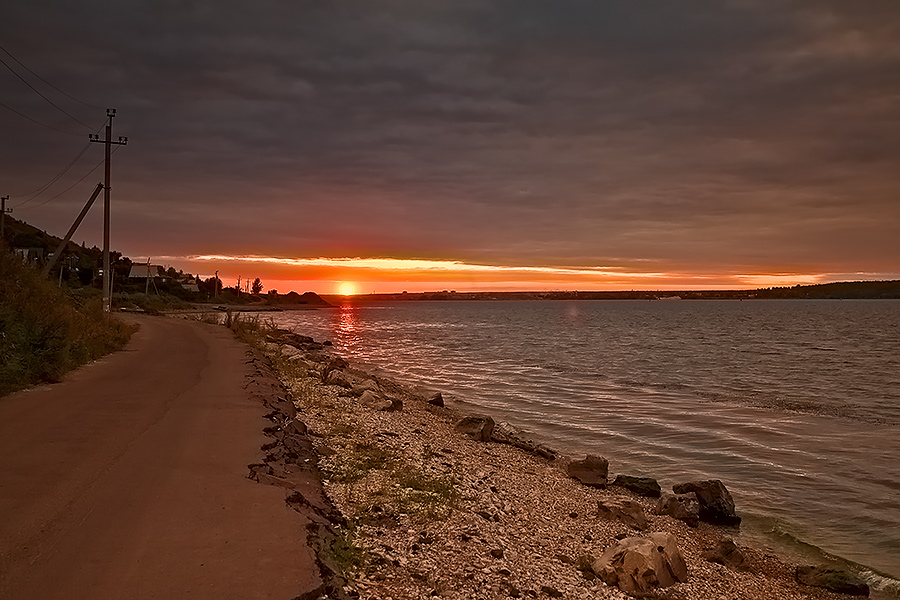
[2,1,899,294]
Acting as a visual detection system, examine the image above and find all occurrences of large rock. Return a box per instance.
[455,416,495,442]
[325,369,353,388]
[567,455,609,487]
[654,492,701,528]
[596,498,649,530]
[492,421,557,460]
[613,475,661,498]
[592,532,688,595]
[359,389,381,406]
[796,566,870,596]
[427,392,444,407]
[672,480,741,526]
[352,379,380,396]
[702,538,747,570]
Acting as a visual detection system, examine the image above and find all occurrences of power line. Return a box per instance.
[18,146,120,211]
[10,141,93,207]
[0,43,103,110]
[0,54,94,130]
[0,97,86,136]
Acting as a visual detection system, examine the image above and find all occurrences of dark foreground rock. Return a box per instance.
[702,538,747,570]
[427,392,444,407]
[655,492,701,528]
[491,421,557,460]
[567,455,609,487]
[672,479,741,526]
[455,415,495,441]
[796,566,870,596]
[612,475,661,498]
[592,532,689,595]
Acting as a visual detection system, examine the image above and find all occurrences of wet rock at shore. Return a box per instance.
[455,416,495,441]
[596,497,649,530]
[567,455,609,488]
[702,538,747,570]
[612,475,661,498]
[427,392,444,407]
[592,531,689,595]
[655,492,701,528]
[672,479,741,526]
[492,421,557,460]
[795,566,870,596]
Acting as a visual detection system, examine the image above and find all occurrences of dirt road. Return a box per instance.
[0,315,321,599]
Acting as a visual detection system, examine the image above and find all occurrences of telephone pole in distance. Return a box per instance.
[1,195,10,240]
[90,109,127,313]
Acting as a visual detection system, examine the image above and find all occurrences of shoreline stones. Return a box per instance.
[596,497,649,530]
[672,479,741,526]
[566,455,609,488]
[455,415,495,441]
[592,531,689,595]
[612,475,661,498]
[795,566,870,596]
[702,538,748,570]
[655,492,701,528]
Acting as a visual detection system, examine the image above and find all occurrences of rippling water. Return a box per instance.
[271,299,900,592]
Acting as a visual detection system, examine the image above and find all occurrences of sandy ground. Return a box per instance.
[0,315,322,600]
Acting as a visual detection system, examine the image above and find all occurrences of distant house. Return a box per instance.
[177,276,200,293]
[14,247,44,262]
[128,264,165,279]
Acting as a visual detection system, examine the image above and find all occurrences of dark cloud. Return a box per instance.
[1,1,898,286]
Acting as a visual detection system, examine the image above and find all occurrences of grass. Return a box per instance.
[0,245,136,396]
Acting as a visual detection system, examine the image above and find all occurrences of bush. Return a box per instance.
[0,244,136,395]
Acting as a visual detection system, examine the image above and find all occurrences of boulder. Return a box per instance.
[654,492,701,528]
[567,455,609,487]
[596,498,649,530]
[325,369,352,388]
[455,416,495,442]
[796,566,870,596]
[352,379,380,396]
[613,475,662,498]
[492,421,557,460]
[672,480,741,526]
[377,397,403,412]
[701,538,747,570]
[427,392,444,407]
[592,532,688,595]
[359,389,381,406]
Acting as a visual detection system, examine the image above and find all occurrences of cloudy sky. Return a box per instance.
[2,1,899,293]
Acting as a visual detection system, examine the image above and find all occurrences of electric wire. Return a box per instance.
[9,142,93,208]
[0,54,95,130]
[0,43,104,110]
[19,148,119,210]
[0,97,86,136]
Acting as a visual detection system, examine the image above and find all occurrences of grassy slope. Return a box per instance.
[0,245,136,396]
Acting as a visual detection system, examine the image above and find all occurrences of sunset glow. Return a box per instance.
[145,253,894,295]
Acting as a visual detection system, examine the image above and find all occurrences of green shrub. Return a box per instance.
[0,245,136,395]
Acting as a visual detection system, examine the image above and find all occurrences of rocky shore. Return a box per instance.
[249,327,871,600]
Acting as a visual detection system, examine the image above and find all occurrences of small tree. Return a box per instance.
[251,277,264,295]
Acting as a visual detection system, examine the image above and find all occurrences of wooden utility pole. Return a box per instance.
[1,195,10,240]
[90,109,127,313]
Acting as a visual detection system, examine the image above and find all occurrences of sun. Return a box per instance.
[339,283,356,296]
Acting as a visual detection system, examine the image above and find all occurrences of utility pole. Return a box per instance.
[1,195,10,241]
[90,109,127,313]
